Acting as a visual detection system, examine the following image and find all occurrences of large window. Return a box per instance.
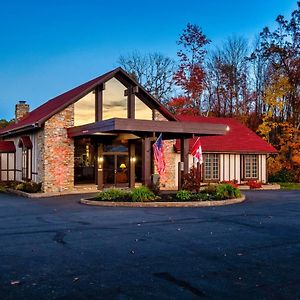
[135,96,153,120]
[244,155,258,179]
[74,91,96,126]
[0,152,15,181]
[103,78,127,120]
[204,154,219,181]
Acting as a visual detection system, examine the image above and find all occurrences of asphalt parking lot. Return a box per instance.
[0,190,299,300]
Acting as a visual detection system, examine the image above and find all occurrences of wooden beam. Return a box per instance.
[180,138,189,175]
[97,144,103,190]
[129,142,135,188]
[142,137,151,187]
[127,86,135,119]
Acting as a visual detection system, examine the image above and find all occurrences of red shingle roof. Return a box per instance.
[0,67,176,136]
[174,115,277,154]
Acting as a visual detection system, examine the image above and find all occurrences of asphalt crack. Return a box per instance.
[154,272,206,297]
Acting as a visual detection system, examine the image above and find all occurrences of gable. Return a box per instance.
[0,67,175,137]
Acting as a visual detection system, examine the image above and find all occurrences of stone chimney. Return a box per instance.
[15,101,29,122]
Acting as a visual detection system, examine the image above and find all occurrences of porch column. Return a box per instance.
[129,142,135,188]
[179,138,189,189]
[97,144,103,190]
[142,137,151,187]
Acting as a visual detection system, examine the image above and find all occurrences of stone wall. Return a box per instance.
[43,105,74,192]
[154,109,178,189]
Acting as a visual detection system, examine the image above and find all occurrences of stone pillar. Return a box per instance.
[43,105,74,193]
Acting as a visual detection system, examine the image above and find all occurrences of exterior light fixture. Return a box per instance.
[226,126,230,131]
[130,157,136,163]
[98,157,103,163]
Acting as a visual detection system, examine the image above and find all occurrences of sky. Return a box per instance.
[0,0,297,120]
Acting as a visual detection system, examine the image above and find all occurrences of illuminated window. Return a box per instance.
[244,155,258,179]
[103,78,127,120]
[135,96,153,120]
[74,91,96,126]
[204,154,219,180]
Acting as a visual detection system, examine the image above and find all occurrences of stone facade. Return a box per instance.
[43,105,74,192]
[154,109,178,189]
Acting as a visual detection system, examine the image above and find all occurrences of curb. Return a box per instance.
[79,195,246,208]
[6,188,98,199]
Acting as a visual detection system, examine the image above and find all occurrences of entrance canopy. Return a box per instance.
[67,118,228,139]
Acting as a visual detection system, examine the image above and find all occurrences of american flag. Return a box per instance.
[153,133,165,175]
[191,137,203,164]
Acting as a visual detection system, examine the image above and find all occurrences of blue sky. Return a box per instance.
[0,0,297,119]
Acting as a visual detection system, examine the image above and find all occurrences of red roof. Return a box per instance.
[174,115,277,154]
[0,67,175,136]
[0,141,16,153]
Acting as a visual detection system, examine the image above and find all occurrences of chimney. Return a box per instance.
[15,101,29,122]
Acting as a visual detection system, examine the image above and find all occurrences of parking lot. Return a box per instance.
[0,190,299,299]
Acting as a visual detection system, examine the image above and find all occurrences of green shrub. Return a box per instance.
[0,185,6,193]
[15,181,42,193]
[190,192,210,201]
[176,190,192,201]
[268,169,296,183]
[203,184,217,194]
[131,186,156,202]
[215,183,241,200]
[96,188,131,201]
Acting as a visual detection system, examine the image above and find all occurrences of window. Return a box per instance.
[103,78,127,120]
[204,154,219,181]
[0,153,15,181]
[18,136,32,181]
[244,155,258,179]
[135,96,153,120]
[74,90,96,126]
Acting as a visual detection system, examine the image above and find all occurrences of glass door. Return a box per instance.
[103,154,129,187]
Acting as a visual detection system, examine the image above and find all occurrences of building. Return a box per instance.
[0,68,227,192]
[171,116,277,186]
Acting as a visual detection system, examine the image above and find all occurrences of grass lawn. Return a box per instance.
[278,182,300,190]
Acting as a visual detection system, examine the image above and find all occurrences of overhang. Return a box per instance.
[67,118,228,139]
[0,141,16,153]
[18,136,33,149]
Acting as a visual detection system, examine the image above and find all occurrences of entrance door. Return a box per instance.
[103,154,129,187]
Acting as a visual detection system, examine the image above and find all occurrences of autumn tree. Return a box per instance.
[256,2,300,181]
[168,23,210,114]
[118,52,175,103]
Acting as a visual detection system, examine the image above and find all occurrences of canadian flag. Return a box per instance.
[191,137,203,164]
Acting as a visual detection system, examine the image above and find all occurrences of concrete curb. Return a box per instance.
[6,188,98,199]
[79,194,246,207]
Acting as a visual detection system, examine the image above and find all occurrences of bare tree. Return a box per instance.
[118,51,175,103]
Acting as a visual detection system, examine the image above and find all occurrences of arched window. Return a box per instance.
[18,136,33,181]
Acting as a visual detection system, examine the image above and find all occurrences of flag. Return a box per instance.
[153,133,165,175]
[191,137,203,164]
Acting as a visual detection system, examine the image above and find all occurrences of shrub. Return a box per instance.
[190,192,210,201]
[131,186,156,202]
[182,167,201,192]
[268,169,296,183]
[215,184,241,200]
[176,190,192,201]
[15,181,42,193]
[246,180,262,189]
[96,188,131,201]
[203,184,217,194]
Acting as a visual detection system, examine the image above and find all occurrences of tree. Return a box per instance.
[171,23,210,114]
[0,119,13,129]
[118,52,175,103]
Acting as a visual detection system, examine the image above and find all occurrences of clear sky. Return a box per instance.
[0,0,297,120]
